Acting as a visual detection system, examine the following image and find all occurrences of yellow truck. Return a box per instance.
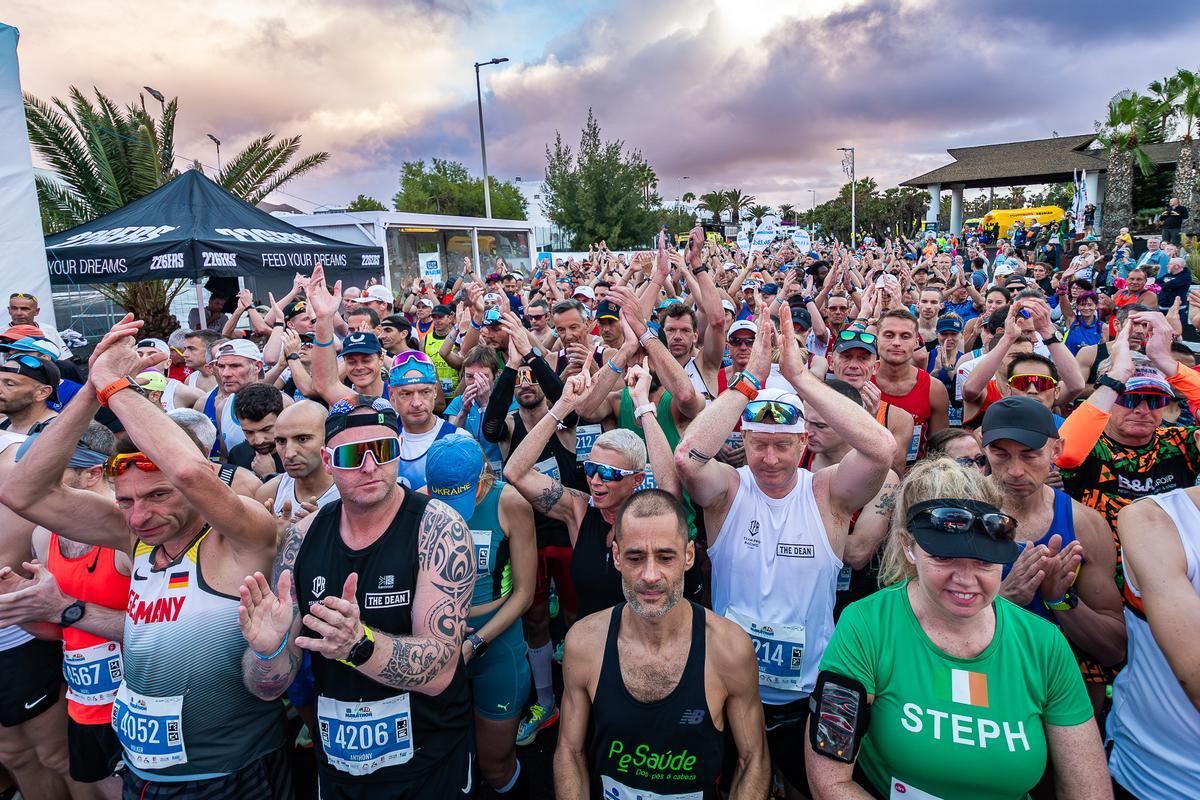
[982,206,1066,231]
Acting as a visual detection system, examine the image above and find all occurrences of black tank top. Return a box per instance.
[571,504,625,618]
[512,411,585,549]
[589,602,724,798]
[294,490,473,783]
[1086,341,1109,386]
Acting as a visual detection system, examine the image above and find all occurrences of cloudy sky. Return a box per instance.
[8,0,1200,213]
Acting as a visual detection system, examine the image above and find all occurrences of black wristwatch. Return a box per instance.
[1096,375,1127,395]
[340,626,376,668]
[60,600,86,628]
[286,352,301,361]
[467,633,489,659]
[1043,331,1062,345]
[523,347,543,365]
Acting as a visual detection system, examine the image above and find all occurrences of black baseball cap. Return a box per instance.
[980,396,1059,450]
[431,304,452,317]
[341,331,383,356]
[595,300,620,322]
[325,395,398,441]
[0,355,59,403]
[834,331,877,356]
[283,299,308,320]
[380,314,412,331]
[790,306,812,331]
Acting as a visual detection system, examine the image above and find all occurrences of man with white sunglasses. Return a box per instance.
[674,311,895,800]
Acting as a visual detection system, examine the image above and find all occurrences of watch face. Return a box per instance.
[348,636,375,666]
[62,603,84,625]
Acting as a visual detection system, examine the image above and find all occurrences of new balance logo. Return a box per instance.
[679,708,706,725]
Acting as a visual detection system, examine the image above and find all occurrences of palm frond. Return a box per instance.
[245,151,330,206]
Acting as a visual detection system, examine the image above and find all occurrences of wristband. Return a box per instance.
[1043,586,1079,612]
[638,330,656,348]
[97,375,145,407]
[253,631,290,661]
[286,353,301,361]
[738,371,763,390]
[547,409,567,431]
[634,402,656,420]
[313,336,334,348]
[606,359,625,375]
[470,319,482,330]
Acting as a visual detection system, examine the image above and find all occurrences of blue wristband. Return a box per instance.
[313,337,334,348]
[607,358,624,375]
[739,371,763,391]
[253,631,289,661]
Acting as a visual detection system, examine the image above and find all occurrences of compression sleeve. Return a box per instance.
[482,367,517,443]
[1167,363,1200,404]
[1055,403,1110,469]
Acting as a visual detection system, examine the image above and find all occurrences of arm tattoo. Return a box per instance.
[375,501,474,691]
[876,482,900,513]
[272,523,303,586]
[243,646,299,700]
[534,480,565,515]
[688,447,716,464]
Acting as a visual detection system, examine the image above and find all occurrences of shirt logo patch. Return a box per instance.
[747,519,760,537]
[378,574,395,589]
[312,576,326,598]
[776,543,814,558]
[679,708,706,725]
[364,591,411,609]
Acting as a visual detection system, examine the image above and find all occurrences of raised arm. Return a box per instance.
[627,364,680,499]
[305,265,353,405]
[502,373,592,529]
[963,313,1020,404]
[1027,300,1084,403]
[609,284,704,420]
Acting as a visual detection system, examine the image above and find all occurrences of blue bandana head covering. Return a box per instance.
[389,351,436,387]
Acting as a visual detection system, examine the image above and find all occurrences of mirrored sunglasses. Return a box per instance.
[104,452,158,478]
[583,460,640,482]
[742,400,804,426]
[324,436,401,469]
[1115,393,1172,410]
[1007,374,1058,393]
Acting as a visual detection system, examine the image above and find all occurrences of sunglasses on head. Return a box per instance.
[8,293,34,300]
[324,436,401,469]
[838,329,877,344]
[3,354,43,370]
[742,400,804,426]
[1116,392,1173,410]
[908,502,1017,541]
[1008,374,1058,393]
[104,452,158,478]
[955,454,989,469]
[583,460,640,482]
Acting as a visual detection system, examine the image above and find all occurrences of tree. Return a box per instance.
[391,158,526,219]
[346,194,387,211]
[653,206,698,237]
[1098,91,1160,245]
[541,109,658,248]
[724,189,754,223]
[681,191,696,204]
[697,190,730,224]
[746,204,772,226]
[637,164,659,206]
[24,86,329,337]
[1172,68,1200,236]
[777,204,795,224]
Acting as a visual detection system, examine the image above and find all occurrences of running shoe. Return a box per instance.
[515,702,558,746]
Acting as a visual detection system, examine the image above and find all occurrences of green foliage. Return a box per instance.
[653,205,699,237]
[391,158,527,219]
[777,204,796,224]
[346,194,387,211]
[542,109,658,248]
[724,189,754,221]
[797,179,928,240]
[746,204,772,226]
[697,191,730,223]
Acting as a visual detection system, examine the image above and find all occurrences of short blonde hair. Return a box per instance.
[877,458,1004,587]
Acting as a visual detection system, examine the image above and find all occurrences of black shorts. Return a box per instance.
[317,731,476,799]
[121,747,292,800]
[0,638,62,726]
[764,698,810,793]
[68,717,123,783]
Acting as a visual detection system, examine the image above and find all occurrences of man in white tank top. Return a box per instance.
[256,401,339,520]
[1108,488,1200,799]
[674,312,895,800]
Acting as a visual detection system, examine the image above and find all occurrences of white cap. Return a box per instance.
[572,285,595,300]
[212,339,263,363]
[721,299,736,314]
[994,264,1015,278]
[361,285,393,304]
[742,280,758,290]
[416,298,434,308]
[727,320,758,338]
[723,262,738,271]
[136,337,169,356]
[483,292,504,306]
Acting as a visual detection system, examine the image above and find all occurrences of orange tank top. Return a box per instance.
[46,534,130,724]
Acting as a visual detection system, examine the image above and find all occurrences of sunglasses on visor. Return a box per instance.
[742,400,804,426]
[3,354,43,370]
[583,460,640,482]
[324,436,402,469]
[838,330,877,345]
[906,503,1017,541]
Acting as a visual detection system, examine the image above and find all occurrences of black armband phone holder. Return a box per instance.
[808,670,871,764]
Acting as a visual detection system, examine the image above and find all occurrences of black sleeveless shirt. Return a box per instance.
[294,490,473,784]
[589,602,724,798]
[511,411,585,549]
[572,504,625,618]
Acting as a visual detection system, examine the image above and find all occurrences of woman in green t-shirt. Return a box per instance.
[805,458,1111,800]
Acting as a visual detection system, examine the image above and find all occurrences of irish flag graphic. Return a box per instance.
[941,667,989,708]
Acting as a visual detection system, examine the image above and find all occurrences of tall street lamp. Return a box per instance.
[809,189,816,229]
[206,134,222,175]
[143,85,166,115]
[474,57,509,219]
[838,147,856,245]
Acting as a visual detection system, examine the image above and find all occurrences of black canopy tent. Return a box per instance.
[45,171,384,321]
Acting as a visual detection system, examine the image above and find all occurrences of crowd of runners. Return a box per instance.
[0,222,1194,799]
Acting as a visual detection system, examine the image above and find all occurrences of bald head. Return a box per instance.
[274,400,328,478]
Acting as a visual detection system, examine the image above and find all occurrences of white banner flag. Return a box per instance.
[792,229,811,253]
[750,220,776,253]
[736,231,750,253]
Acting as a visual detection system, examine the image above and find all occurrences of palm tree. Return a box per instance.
[777,204,795,224]
[724,188,754,224]
[637,164,658,205]
[681,191,696,204]
[1146,74,1182,143]
[746,204,772,226]
[697,190,730,223]
[1098,91,1159,245]
[1171,68,1200,237]
[25,87,329,336]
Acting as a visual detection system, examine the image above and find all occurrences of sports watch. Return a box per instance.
[340,625,376,668]
[730,371,761,402]
[467,633,489,659]
[60,600,86,628]
[523,347,544,365]
[97,375,147,407]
